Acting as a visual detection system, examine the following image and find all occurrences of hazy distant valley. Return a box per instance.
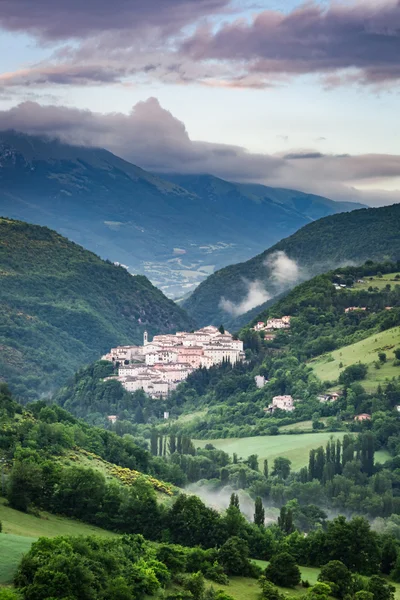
[0,131,362,298]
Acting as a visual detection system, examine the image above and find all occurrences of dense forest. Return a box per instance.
[3,384,400,599]
[0,218,193,401]
[183,203,400,328]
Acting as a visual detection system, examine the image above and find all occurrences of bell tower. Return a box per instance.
[144,331,148,346]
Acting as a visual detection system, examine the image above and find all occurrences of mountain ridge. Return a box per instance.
[0,130,363,297]
[0,216,194,400]
[183,203,400,329]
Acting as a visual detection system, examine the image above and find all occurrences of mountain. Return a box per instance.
[0,217,193,400]
[183,203,400,328]
[0,130,362,298]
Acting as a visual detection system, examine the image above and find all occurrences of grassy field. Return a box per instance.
[352,273,400,291]
[206,564,321,600]
[0,498,117,585]
[309,326,400,391]
[279,419,329,433]
[0,498,117,539]
[0,534,34,584]
[194,432,345,471]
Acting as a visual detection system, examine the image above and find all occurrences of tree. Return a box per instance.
[394,348,400,360]
[229,493,240,509]
[339,363,368,385]
[379,352,387,363]
[380,538,398,575]
[254,497,265,527]
[247,454,259,471]
[7,460,42,512]
[272,457,291,479]
[219,536,251,576]
[150,428,158,456]
[306,583,332,600]
[184,572,205,600]
[318,561,353,599]
[367,576,395,600]
[169,434,177,455]
[238,469,247,489]
[263,459,269,479]
[278,506,295,535]
[218,325,225,334]
[265,552,301,588]
[360,432,375,476]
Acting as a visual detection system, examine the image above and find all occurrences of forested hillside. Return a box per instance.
[0,218,193,400]
[184,204,400,328]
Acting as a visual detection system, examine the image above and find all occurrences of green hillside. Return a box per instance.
[183,203,400,328]
[0,217,193,400]
[194,432,346,471]
[310,326,400,391]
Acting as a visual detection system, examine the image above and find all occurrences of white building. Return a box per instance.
[104,325,244,400]
[266,395,295,413]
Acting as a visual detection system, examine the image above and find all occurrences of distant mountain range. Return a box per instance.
[0,217,193,400]
[183,203,400,329]
[0,130,362,298]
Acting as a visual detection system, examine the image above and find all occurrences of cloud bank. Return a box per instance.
[0,1,400,89]
[0,98,399,207]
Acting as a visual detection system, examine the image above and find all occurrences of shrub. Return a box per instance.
[265,553,301,588]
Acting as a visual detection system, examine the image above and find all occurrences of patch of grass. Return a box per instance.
[194,432,345,471]
[352,273,400,292]
[0,534,34,584]
[309,326,400,391]
[279,419,329,433]
[375,449,392,464]
[208,565,321,600]
[0,497,117,539]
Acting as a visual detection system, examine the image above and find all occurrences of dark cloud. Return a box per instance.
[182,1,400,85]
[284,152,325,160]
[0,0,230,40]
[0,1,399,89]
[0,98,399,206]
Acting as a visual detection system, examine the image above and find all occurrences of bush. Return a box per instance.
[339,363,368,386]
[258,576,285,600]
[265,553,301,588]
[318,560,353,599]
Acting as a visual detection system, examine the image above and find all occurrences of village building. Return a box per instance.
[104,326,244,399]
[252,316,291,332]
[345,307,367,313]
[354,413,372,421]
[255,375,267,388]
[265,395,295,413]
[107,415,118,424]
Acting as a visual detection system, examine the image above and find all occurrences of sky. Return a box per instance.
[0,0,399,205]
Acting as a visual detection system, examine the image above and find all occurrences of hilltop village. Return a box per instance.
[102,326,245,399]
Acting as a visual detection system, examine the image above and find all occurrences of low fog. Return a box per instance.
[219,250,302,317]
[187,483,278,524]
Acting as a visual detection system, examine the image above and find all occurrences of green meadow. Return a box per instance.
[0,498,117,585]
[194,432,346,471]
[309,326,400,391]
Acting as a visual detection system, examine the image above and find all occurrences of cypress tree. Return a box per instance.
[254,497,265,527]
[169,434,176,455]
[263,459,269,479]
[158,435,163,457]
[229,493,240,510]
[150,428,158,456]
